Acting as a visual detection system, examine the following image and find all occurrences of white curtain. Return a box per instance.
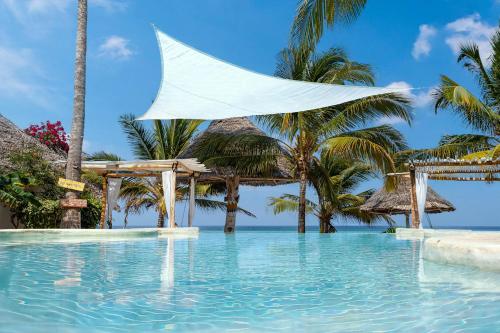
[105,178,122,225]
[137,28,409,120]
[162,171,173,227]
[415,172,428,230]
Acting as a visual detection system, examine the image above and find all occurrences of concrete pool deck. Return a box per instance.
[0,227,199,244]
[396,228,500,272]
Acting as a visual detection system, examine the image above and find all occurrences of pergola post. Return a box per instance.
[188,175,196,227]
[409,167,420,229]
[99,174,108,229]
[168,169,177,228]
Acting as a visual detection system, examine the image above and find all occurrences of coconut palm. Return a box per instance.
[291,0,367,50]
[269,156,393,232]
[121,179,254,228]
[430,25,500,159]
[194,47,412,233]
[61,0,88,228]
[118,115,254,227]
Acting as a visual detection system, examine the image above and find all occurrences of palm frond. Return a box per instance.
[86,151,121,161]
[194,198,256,217]
[119,114,156,160]
[290,0,367,50]
[433,75,499,135]
[268,194,316,215]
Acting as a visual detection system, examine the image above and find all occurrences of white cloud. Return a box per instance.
[412,24,437,60]
[0,46,51,107]
[98,36,133,60]
[27,0,69,13]
[387,81,434,108]
[1,0,126,26]
[90,0,127,12]
[445,13,496,63]
[376,81,435,124]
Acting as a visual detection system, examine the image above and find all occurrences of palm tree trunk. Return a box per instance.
[319,214,335,233]
[61,0,88,229]
[298,168,307,233]
[157,211,165,228]
[224,175,240,233]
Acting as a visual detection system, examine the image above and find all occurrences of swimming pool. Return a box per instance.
[1,231,499,332]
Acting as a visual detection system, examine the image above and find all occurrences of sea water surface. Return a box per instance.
[1,230,500,332]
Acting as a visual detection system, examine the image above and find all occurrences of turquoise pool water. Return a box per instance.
[1,231,500,332]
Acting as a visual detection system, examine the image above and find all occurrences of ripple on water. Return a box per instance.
[0,232,500,332]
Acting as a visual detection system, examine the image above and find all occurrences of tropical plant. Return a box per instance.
[118,115,254,227]
[291,0,367,50]
[194,47,412,233]
[430,25,500,159]
[25,120,69,153]
[0,149,101,229]
[121,179,254,228]
[269,156,394,232]
[61,0,88,228]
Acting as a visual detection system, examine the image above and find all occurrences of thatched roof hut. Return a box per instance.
[360,176,455,215]
[0,114,65,170]
[181,117,293,185]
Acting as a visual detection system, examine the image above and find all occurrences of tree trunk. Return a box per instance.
[298,168,307,233]
[157,211,165,228]
[61,0,88,229]
[224,175,240,233]
[319,214,335,233]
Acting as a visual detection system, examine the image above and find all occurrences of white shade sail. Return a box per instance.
[138,28,409,120]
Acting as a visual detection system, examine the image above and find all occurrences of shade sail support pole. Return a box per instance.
[409,167,420,229]
[99,174,108,229]
[188,175,196,227]
[168,168,177,228]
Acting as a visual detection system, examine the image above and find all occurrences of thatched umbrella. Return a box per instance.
[359,176,455,227]
[181,117,293,232]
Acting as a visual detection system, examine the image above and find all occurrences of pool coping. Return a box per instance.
[0,227,199,244]
[395,228,500,272]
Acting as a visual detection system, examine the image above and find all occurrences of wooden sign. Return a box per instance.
[60,199,88,209]
[58,178,85,192]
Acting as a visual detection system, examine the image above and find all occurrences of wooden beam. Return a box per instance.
[188,176,196,227]
[99,175,108,229]
[409,167,420,229]
[169,170,177,228]
[429,175,500,181]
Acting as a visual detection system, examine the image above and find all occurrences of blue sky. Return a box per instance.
[0,0,498,228]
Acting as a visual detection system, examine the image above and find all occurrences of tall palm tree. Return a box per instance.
[61,0,88,228]
[430,25,500,159]
[269,155,393,232]
[195,47,411,233]
[291,0,367,50]
[118,115,254,227]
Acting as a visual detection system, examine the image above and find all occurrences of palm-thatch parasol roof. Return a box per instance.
[181,117,293,185]
[359,176,455,215]
[0,113,65,170]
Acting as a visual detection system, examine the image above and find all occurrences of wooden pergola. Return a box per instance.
[394,157,500,228]
[81,159,209,229]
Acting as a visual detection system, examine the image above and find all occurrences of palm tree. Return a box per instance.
[195,47,411,233]
[121,179,254,228]
[269,155,393,232]
[61,0,88,228]
[291,0,367,50]
[118,115,254,227]
[430,25,500,159]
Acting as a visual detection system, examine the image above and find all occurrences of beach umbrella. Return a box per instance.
[359,176,455,227]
